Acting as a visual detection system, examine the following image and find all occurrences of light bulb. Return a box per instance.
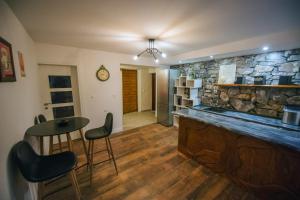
[210,55,214,59]
[262,46,269,51]
[133,55,138,60]
[161,53,167,58]
[155,59,159,63]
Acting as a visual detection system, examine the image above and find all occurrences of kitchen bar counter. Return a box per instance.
[174,108,300,151]
[174,108,300,199]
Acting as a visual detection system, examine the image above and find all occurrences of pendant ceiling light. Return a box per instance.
[133,39,166,63]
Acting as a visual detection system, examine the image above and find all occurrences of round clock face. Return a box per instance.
[96,66,110,81]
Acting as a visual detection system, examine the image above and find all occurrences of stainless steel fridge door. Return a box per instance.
[157,69,169,125]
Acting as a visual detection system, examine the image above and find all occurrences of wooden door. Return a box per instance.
[122,69,137,113]
[152,73,156,111]
[39,64,81,120]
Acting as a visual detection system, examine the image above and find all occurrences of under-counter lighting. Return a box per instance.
[262,46,269,51]
[133,55,138,60]
[210,55,214,59]
[155,59,159,63]
[179,60,182,64]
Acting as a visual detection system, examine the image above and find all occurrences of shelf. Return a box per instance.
[174,104,186,108]
[175,86,201,89]
[215,84,300,88]
[174,77,202,117]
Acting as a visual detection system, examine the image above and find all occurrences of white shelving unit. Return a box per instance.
[173,76,202,128]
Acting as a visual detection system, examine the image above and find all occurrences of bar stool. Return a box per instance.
[85,112,118,185]
[38,114,63,154]
[12,141,81,200]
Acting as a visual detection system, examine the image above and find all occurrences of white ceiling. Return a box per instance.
[6,0,300,57]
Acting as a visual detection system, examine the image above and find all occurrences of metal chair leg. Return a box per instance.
[87,140,91,171]
[90,140,94,185]
[107,137,118,175]
[79,129,89,163]
[105,137,111,160]
[69,169,81,200]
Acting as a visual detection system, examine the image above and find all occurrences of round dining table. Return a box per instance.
[26,117,89,164]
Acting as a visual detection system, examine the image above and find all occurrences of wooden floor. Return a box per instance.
[44,124,257,200]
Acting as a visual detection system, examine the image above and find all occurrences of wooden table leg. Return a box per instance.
[66,133,73,151]
[79,129,88,163]
[39,136,44,155]
[58,135,63,152]
[38,182,45,200]
[49,136,53,155]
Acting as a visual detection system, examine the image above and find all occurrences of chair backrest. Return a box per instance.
[34,116,39,125]
[104,112,113,135]
[12,141,39,181]
[38,114,47,123]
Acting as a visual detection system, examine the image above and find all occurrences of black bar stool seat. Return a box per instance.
[85,127,109,140]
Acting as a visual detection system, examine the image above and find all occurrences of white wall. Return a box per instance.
[36,43,163,132]
[0,1,41,199]
[140,68,152,111]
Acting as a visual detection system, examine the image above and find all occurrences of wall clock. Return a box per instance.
[96,65,110,81]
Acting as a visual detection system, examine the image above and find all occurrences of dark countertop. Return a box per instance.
[191,105,300,132]
[173,108,300,152]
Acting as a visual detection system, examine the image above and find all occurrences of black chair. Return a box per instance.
[37,114,47,123]
[12,141,81,199]
[85,112,118,185]
[34,116,39,125]
[38,114,63,154]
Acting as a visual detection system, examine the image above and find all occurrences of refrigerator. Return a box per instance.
[157,68,179,126]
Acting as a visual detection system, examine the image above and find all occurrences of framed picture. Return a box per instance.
[0,37,16,82]
[18,51,25,77]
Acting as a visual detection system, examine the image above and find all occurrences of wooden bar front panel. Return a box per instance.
[178,116,300,199]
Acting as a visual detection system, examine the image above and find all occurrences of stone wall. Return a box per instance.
[171,48,300,118]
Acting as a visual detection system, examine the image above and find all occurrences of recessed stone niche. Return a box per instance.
[171,48,300,118]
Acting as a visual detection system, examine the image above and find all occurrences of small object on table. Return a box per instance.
[254,76,266,85]
[279,76,293,85]
[282,105,300,126]
[56,119,69,127]
[235,76,244,84]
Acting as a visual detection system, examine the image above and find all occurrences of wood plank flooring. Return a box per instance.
[44,124,257,200]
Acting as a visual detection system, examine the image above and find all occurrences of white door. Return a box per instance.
[38,64,81,141]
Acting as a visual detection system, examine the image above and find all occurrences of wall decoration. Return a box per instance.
[96,65,110,81]
[218,64,236,84]
[0,37,16,82]
[18,51,25,77]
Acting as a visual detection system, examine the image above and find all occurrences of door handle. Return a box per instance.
[44,102,52,106]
